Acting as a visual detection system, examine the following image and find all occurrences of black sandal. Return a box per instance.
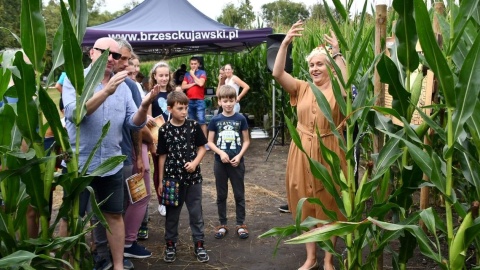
[236,225,249,239]
[214,225,228,239]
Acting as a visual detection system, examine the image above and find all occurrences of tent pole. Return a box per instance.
[272,79,276,136]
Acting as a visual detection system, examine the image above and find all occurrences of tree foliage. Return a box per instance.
[217,0,255,29]
[0,0,21,49]
[260,0,309,28]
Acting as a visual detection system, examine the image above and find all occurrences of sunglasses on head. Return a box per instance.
[93,47,122,60]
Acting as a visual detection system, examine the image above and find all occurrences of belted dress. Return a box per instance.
[286,79,347,222]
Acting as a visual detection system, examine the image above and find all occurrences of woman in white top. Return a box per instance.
[223,64,250,113]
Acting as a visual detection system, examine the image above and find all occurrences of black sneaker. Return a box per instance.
[93,257,112,270]
[124,241,152,259]
[278,204,290,213]
[137,226,148,240]
[194,241,209,263]
[164,241,176,263]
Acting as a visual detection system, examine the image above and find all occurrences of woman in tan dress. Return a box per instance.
[272,20,347,270]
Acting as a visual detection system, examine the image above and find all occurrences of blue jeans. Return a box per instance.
[188,99,206,124]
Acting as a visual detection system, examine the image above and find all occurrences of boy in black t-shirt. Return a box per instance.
[156,91,209,263]
[207,85,250,240]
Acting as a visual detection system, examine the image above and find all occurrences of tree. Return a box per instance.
[0,0,21,50]
[310,3,327,22]
[260,0,309,28]
[217,0,255,29]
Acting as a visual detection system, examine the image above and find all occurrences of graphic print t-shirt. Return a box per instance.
[156,120,207,185]
[208,113,248,162]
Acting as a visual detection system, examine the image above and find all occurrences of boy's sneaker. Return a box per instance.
[137,226,148,240]
[278,204,290,213]
[93,251,113,270]
[93,257,112,270]
[123,258,134,270]
[164,241,176,263]
[158,204,166,217]
[194,241,209,263]
[124,241,152,258]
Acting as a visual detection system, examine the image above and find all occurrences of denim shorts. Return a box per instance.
[188,99,206,124]
[90,169,124,213]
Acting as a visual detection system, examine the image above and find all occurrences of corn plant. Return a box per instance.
[262,0,480,269]
[0,0,124,269]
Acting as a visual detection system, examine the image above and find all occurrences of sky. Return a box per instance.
[101,0,392,21]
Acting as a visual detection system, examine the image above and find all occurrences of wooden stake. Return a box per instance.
[374,4,387,153]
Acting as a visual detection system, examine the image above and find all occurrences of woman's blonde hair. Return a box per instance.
[148,61,174,92]
[305,46,331,64]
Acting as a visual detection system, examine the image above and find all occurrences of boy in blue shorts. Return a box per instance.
[207,85,250,240]
[156,91,209,263]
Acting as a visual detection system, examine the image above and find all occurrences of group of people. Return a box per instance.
[4,18,348,270]
[55,35,253,270]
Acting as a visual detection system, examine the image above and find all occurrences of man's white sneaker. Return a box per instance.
[158,204,166,216]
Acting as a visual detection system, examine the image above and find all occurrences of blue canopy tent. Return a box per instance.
[83,0,273,57]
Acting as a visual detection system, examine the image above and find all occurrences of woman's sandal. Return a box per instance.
[214,225,228,239]
[235,224,249,239]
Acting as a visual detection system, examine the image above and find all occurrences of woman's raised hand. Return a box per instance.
[324,29,340,54]
[283,20,304,45]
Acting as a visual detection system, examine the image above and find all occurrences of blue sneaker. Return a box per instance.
[124,241,152,259]
[123,258,134,270]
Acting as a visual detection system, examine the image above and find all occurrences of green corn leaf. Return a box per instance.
[0,250,38,268]
[47,23,65,86]
[452,33,480,139]
[372,136,403,179]
[38,87,72,160]
[414,0,456,108]
[376,54,411,118]
[75,52,108,125]
[330,0,348,21]
[81,121,111,176]
[420,208,441,236]
[318,130,347,190]
[60,0,84,97]
[381,130,432,178]
[392,0,419,72]
[450,0,480,54]
[76,0,88,43]
[20,0,46,72]
[89,156,126,177]
[349,0,369,63]
[309,82,342,140]
[414,106,445,141]
[323,0,348,51]
[12,52,42,145]
[466,102,480,154]
[369,217,444,265]
[87,186,111,232]
[458,145,480,199]
[0,67,12,100]
[347,27,374,87]
[287,220,369,244]
[258,225,297,239]
[399,231,417,266]
[354,170,376,207]
[0,105,15,147]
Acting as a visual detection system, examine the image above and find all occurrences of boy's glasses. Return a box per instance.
[93,47,122,60]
